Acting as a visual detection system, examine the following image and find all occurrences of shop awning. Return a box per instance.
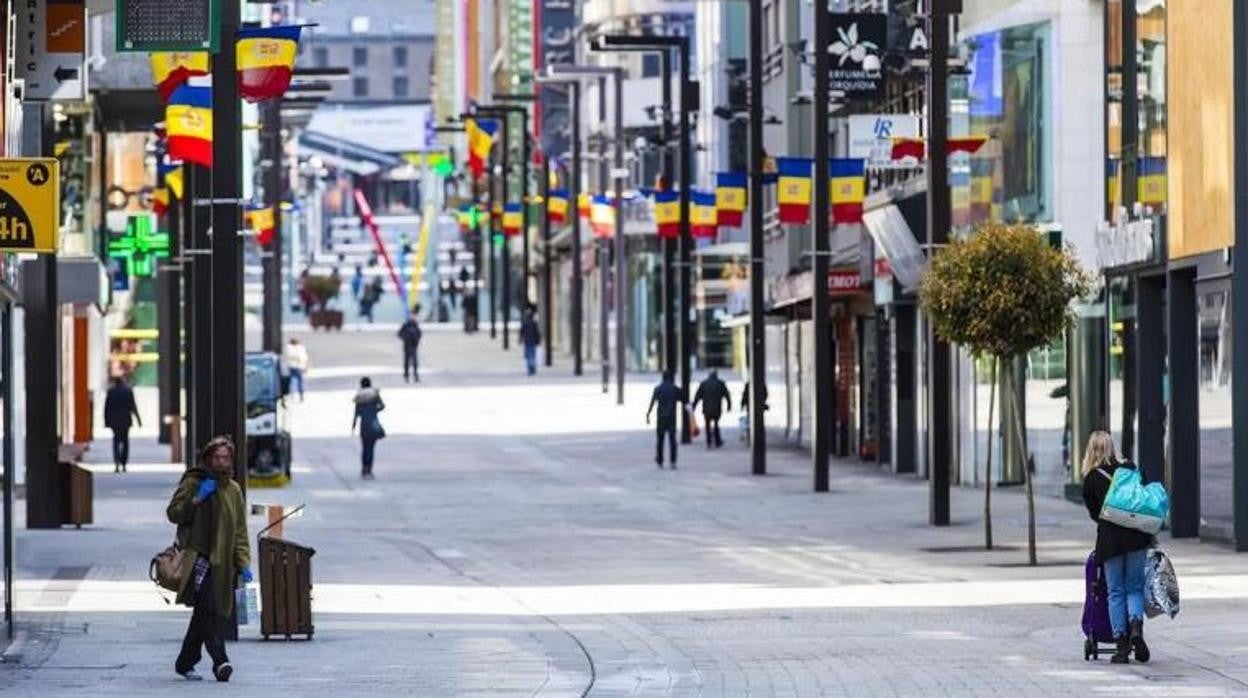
[298,131,404,177]
[863,178,927,291]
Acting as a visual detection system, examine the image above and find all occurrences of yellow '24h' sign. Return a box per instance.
[0,158,59,253]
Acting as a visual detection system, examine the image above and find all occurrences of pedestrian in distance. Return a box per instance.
[282,337,309,402]
[398,310,423,383]
[297,269,313,316]
[463,285,479,334]
[359,278,383,323]
[351,264,364,301]
[1081,430,1154,664]
[103,376,142,473]
[519,305,541,376]
[166,436,252,682]
[646,371,684,469]
[351,377,386,479]
[692,370,732,449]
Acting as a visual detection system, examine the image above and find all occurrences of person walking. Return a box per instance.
[282,337,309,402]
[646,371,683,469]
[351,377,386,479]
[519,306,541,376]
[350,264,364,301]
[691,370,732,449]
[359,278,382,323]
[166,436,252,682]
[1081,430,1154,664]
[103,376,142,473]
[398,313,423,383]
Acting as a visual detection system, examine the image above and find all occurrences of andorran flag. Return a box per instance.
[652,190,679,239]
[578,192,592,220]
[166,85,213,169]
[830,158,866,224]
[456,204,473,233]
[715,172,747,227]
[776,157,813,225]
[466,118,498,179]
[151,52,210,103]
[151,188,170,217]
[1137,156,1166,205]
[548,189,569,224]
[502,203,523,237]
[237,26,303,103]
[591,194,615,238]
[246,206,277,247]
[159,159,185,200]
[691,190,719,238]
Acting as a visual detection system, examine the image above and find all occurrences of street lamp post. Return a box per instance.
[813,3,832,493]
[495,94,542,360]
[747,0,767,476]
[592,34,693,439]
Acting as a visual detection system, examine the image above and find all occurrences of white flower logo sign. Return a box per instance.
[827,15,887,96]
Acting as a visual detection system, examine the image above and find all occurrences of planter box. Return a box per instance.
[308,309,343,331]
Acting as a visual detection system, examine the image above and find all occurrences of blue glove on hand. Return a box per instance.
[241,567,253,584]
[195,478,217,501]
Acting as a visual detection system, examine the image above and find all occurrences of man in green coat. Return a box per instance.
[167,436,252,682]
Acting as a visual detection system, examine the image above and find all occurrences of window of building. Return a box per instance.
[313,46,328,68]
[353,77,369,98]
[353,47,368,67]
[393,46,408,67]
[393,76,409,99]
[642,54,660,78]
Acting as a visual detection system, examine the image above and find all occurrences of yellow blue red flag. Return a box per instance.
[503,202,523,237]
[692,190,719,238]
[1137,157,1166,205]
[467,118,498,179]
[151,52,210,103]
[830,158,866,224]
[776,157,812,225]
[237,26,303,103]
[166,85,213,169]
[715,172,747,227]
[652,190,679,239]
[591,194,615,238]
[548,189,569,224]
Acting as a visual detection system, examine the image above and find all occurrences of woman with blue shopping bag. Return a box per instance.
[1081,431,1158,664]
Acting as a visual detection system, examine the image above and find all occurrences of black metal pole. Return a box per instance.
[748,0,767,476]
[661,51,676,377]
[212,0,246,497]
[678,40,693,442]
[613,70,626,405]
[926,3,955,525]
[156,165,174,446]
[3,304,15,637]
[520,110,531,312]
[1232,0,1248,550]
[812,4,831,493]
[487,158,497,340]
[158,192,183,452]
[188,163,213,469]
[598,77,609,394]
[570,81,584,376]
[500,115,512,350]
[262,99,284,353]
[541,152,553,366]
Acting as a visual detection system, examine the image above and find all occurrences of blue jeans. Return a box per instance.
[289,368,304,399]
[1103,548,1146,638]
[523,343,537,375]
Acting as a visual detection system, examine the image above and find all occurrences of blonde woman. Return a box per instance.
[1081,430,1155,664]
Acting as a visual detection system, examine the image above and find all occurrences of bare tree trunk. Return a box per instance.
[1006,361,1038,565]
[984,357,997,550]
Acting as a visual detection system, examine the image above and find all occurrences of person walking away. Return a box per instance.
[519,306,541,376]
[463,285,479,334]
[351,377,386,479]
[359,279,382,323]
[692,370,732,449]
[282,337,309,401]
[166,436,252,682]
[1081,430,1154,664]
[398,313,423,383]
[646,371,683,469]
[103,376,142,473]
[351,264,364,301]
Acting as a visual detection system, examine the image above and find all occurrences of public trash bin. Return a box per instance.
[257,504,314,640]
[61,462,92,527]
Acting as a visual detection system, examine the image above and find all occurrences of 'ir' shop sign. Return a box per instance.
[826,14,887,99]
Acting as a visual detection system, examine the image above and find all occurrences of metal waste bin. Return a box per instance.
[257,505,314,640]
[61,462,92,527]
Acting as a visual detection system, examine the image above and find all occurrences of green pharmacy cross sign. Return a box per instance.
[110,215,171,278]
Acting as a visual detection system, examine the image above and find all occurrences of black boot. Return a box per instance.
[1130,618,1150,663]
[1111,635,1131,664]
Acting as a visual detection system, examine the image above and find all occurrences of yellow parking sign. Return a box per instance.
[0,158,59,253]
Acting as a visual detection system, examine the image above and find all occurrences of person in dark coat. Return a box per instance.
[691,370,732,449]
[351,377,386,479]
[1081,430,1154,665]
[398,312,423,383]
[166,436,251,682]
[646,371,684,469]
[103,377,142,473]
[519,306,541,376]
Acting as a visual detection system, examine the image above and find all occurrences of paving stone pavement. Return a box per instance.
[2,326,1248,696]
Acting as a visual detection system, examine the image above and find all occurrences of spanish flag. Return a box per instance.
[578,192,592,220]
[691,190,719,238]
[466,118,498,179]
[652,190,679,239]
[502,203,523,237]
[591,194,615,238]
[246,206,277,247]
[151,188,170,217]
[776,157,812,225]
[236,26,303,103]
[1137,156,1166,206]
[151,52,210,103]
[830,158,866,224]
[548,189,569,224]
[166,85,213,169]
[715,172,747,227]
